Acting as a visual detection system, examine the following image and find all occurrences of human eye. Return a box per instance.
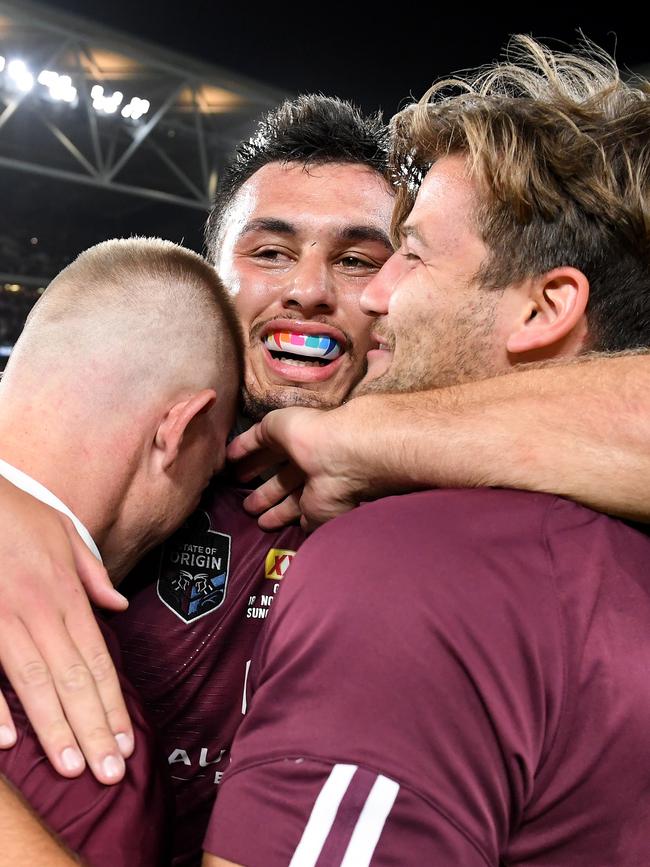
[398,243,421,264]
[250,246,293,264]
[336,250,388,273]
[339,254,374,268]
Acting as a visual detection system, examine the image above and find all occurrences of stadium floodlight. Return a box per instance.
[122,96,151,121]
[92,87,123,114]
[38,70,77,103]
[50,74,77,103]
[7,59,34,92]
[38,69,58,87]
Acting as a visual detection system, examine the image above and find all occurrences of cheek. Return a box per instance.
[230,264,284,334]
[388,272,436,323]
[338,287,376,353]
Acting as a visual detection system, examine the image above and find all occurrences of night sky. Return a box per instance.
[39,2,649,116]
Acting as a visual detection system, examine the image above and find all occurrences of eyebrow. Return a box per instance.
[238,219,392,251]
[239,218,296,237]
[334,225,393,250]
[399,223,425,245]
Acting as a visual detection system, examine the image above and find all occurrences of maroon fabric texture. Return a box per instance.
[0,620,172,867]
[113,476,306,866]
[206,489,650,866]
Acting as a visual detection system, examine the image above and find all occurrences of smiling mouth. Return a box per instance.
[263,331,343,368]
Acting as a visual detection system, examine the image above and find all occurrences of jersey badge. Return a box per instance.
[264,548,296,580]
[157,510,231,623]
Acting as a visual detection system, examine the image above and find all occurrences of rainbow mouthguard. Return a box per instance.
[264,332,342,360]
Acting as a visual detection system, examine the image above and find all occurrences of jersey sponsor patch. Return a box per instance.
[265,548,296,580]
[157,510,231,623]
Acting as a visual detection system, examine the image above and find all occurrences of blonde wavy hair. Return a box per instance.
[390,36,650,351]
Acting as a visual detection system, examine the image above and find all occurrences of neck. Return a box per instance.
[0,398,139,582]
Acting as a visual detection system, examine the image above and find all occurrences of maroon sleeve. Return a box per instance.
[0,624,172,867]
[205,489,567,866]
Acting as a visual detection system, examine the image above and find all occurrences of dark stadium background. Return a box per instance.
[0,1,647,366]
[39,2,650,115]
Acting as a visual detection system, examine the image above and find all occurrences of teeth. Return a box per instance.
[264,331,342,360]
[277,356,325,367]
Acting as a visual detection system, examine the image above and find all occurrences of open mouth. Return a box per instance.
[263,331,343,368]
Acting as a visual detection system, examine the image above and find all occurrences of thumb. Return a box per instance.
[63,521,128,611]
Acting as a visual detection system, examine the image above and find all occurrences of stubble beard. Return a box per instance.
[352,293,502,398]
[241,383,346,421]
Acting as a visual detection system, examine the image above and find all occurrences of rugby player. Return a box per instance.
[202,38,650,866]
[0,97,396,866]
[0,238,240,865]
[1,80,650,864]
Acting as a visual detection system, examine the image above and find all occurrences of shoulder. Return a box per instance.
[279,489,560,616]
[259,490,569,709]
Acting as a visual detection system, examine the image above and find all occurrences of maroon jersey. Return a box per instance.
[0,619,171,867]
[112,476,306,866]
[205,489,650,866]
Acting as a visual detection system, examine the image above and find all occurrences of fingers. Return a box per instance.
[243,464,306,516]
[226,424,268,463]
[0,613,127,785]
[257,491,304,530]
[63,604,134,760]
[0,691,17,749]
[66,521,128,612]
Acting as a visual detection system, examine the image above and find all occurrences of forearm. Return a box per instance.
[0,776,82,866]
[338,353,650,520]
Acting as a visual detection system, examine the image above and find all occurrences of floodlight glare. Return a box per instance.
[91,84,104,100]
[51,79,77,103]
[7,59,34,92]
[0,56,5,72]
[38,69,58,87]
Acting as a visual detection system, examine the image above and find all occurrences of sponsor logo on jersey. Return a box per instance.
[157,510,231,623]
[265,548,296,580]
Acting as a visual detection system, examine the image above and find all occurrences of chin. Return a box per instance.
[242,385,347,420]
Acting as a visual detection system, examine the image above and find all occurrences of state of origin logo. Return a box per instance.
[157,510,231,623]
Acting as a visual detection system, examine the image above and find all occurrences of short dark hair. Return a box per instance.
[204,94,388,261]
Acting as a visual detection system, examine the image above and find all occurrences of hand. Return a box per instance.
[0,477,133,784]
[228,405,367,531]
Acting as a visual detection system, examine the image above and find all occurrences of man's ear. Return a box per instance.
[154,389,217,471]
[506,267,589,357]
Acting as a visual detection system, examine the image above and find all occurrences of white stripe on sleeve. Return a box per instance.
[288,763,357,867]
[340,774,400,867]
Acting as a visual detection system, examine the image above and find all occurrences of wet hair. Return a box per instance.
[391,36,650,353]
[204,94,388,261]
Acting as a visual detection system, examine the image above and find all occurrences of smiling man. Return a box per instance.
[211,159,391,417]
[203,39,650,866]
[2,73,650,867]
[0,95,394,867]
[108,99,393,865]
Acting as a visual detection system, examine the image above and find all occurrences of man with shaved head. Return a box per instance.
[0,237,240,865]
[2,82,650,867]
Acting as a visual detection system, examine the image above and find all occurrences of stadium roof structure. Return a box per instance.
[0,0,286,214]
[0,0,287,365]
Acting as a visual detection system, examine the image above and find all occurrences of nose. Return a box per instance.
[280,254,336,317]
[360,252,404,316]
